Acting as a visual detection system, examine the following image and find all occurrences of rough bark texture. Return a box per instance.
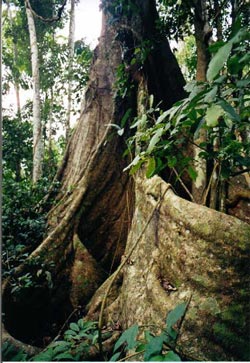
[2,0,250,361]
[119,175,250,361]
[192,0,211,204]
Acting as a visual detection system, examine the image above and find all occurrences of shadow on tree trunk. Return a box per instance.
[2,0,250,361]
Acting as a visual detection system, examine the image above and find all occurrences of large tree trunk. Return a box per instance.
[25,0,43,183]
[3,0,249,361]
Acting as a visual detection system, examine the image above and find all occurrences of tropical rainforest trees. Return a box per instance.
[2,0,250,361]
[25,0,43,183]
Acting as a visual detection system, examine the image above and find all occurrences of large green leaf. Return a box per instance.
[163,351,181,361]
[144,335,164,361]
[207,41,233,81]
[114,324,139,352]
[218,100,240,122]
[70,322,80,332]
[109,352,121,361]
[123,155,141,172]
[205,104,224,127]
[147,128,164,153]
[166,303,187,341]
[54,352,75,361]
[146,157,156,178]
[156,110,169,124]
[149,355,164,361]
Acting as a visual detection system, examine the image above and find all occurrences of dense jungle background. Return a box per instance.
[1,0,250,361]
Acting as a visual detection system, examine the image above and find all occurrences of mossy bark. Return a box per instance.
[2,0,250,361]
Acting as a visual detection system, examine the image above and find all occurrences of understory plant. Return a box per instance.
[31,320,99,361]
[1,303,188,361]
[110,302,188,361]
[124,26,249,203]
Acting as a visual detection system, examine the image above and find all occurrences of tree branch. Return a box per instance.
[25,0,67,23]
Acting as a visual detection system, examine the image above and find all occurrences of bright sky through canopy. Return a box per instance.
[75,0,102,48]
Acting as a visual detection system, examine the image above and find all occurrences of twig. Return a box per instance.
[118,350,145,362]
[173,168,194,202]
[175,294,192,345]
[98,183,172,357]
[202,161,219,205]
[25,0,67,23]
[52,307,79,342]
[231,168,250,177]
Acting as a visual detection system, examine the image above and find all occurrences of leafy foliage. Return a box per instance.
[1,305,187,362]
[2,342,28,362]
[2,116,33,179]
[125,27,250,198]
[2,176,50,276]
[110,303,187,361]
[175,35,197,81]
[32,319,99,361]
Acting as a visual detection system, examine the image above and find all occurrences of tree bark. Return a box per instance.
[2,0,250,361]
[25,0,43,183]
[6,0,21,115]
[192,0,211,204]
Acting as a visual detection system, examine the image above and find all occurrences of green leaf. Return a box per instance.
[163,351,181,361]
[136,343,146,352]
[65,329,77,336]
[149,355,164,361]
[187,166,198,181]
[146,157,156,178]
[131,114,147,129]
[149,94,154,108]
[54,352,75,360]
[81,320,97,331]
[51,341,71,354]
[10,351,28,361]
[156,111,169,124]
[207,41,233,81]
[109,352,121,361]
[167,156,177,168]
[129,160,144,175]
[167,305,186,333]
[121,108,132,128]
[144,335,164,361]
[70,322,80,332]
[218,100,240,122]
[33,349,54,361]
[205,105,224,127]
[194,118,205,139]
[204,86,218,102]
[123,155,141,172]
[78,319,84,328]
[117,128,124,136]
[145,330,154,343]
[114,324,139,352]
[166,303,187,341]
[148,128,164,153]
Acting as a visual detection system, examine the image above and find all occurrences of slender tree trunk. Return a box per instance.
[48,88,53,166]
[25,0,43,183]
[65,0,75,142]
[6,0,21,114]
[6,0,22,180]
[214,0,223,41]
[192,0,211,204]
